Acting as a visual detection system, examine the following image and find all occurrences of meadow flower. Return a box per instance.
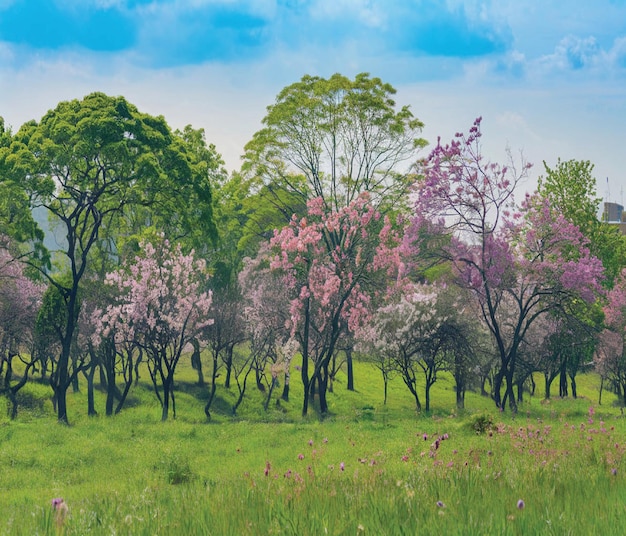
[51,498,68,528]
[298,453,304,460]
[264,462,271,476]
[323,437,328,443]
[611,468,618,476]
[340,462,345,471]
[423,433,428,440]
[308,439,313,446]
[517,499,525,509]
[436,501,445,508]
[401,455,409,462]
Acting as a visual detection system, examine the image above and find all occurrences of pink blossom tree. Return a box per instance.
[95,238,213,421]
[407,118,604,412]
[0,239,45,418]
[239,249,295,412]
[595,269,626,406]
[267,193,381,415]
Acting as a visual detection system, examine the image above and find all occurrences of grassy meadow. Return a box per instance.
[1,358,625,535]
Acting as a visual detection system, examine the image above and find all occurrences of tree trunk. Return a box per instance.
[505,367,518,413]
[85,363,97,417]
[544,373,552,400]
[493,368,505,408]
[105,361,116,417]
[598,376,604,406]
[281,371,290,402]
[224,346,233,389]
[559,361,568,397]
[383,375,389,406]
[570,374,577,399]
[191,339,204,387]
[318,366,328,414]
[161,378,171,421]
[346,348,354,391]
[300,299,311,417]
[204,353,219,420]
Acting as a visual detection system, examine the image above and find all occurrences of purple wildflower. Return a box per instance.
[517,499,525,509]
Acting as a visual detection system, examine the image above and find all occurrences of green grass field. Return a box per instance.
[1,359,625,535]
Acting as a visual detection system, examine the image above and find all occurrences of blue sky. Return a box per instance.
[1,0,625,200]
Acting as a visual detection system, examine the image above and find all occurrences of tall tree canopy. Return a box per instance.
[242,72,427,216]
[5,92,218,423]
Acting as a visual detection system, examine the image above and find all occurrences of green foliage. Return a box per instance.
[242,72,426,214]
[157,448,195,485]
[538,158,626,285]
[469,412,495,434]
[0,388,625,535]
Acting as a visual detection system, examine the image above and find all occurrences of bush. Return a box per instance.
[469,412,494,434]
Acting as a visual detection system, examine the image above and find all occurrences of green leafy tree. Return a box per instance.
[242,72,426,214]
[10,92,217,424]
[538,159,626,285]
[0,118,47,266]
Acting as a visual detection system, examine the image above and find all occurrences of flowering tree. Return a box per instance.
[95,239,213,421]
[0,239,44,418]
[268,193,381,415]
[356,283,441,411]
[408,118,604,412]
[239,250,295,411]
[595,269,626,406]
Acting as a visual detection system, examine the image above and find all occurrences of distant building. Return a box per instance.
[602,202,626,234]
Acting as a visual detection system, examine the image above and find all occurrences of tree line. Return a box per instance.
[1,74,625,424]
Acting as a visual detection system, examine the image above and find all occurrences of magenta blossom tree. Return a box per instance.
[95,238,213,421]
[595,269,626,406]
[407,118,604,412]
[268,193,381,415]
[0,239,45,418]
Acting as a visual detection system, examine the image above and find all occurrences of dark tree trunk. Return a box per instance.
[570,374,578,399]
[224,346,233,389]
[281,371,290,402]
[85,362,97,417]
[317,366,329,414]
[383,375,389,406]
[545,374,552,400]
[191,339,204,387]
[161,379,170,421]
[559,361,568,397]
[598,376,604,406]
[204,353,219,420]
[493,368,505,409]
[346,347,354,391]
[105,361,116,417]
[300,299,311,417]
